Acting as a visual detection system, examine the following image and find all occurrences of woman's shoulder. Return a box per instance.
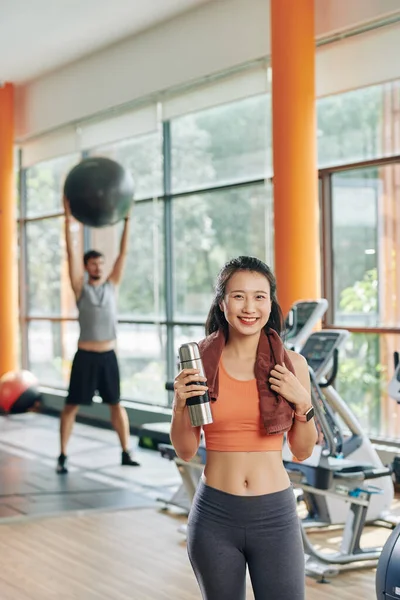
[198,331,222,350]
[286,349,308,371]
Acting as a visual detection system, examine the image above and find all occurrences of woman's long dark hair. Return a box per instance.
[205,256,284,339]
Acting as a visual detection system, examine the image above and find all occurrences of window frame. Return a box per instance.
[320,153,400,333]
[19,100,400,415]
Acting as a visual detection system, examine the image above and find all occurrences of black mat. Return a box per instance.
[0,451,156,519]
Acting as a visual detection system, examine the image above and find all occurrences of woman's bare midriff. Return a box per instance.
[202,450,291,496]
[78,340,116,352]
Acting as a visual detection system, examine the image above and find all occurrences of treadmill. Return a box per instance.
[283,330,393,580]
[292,329,394,525]
[284,299,328,352]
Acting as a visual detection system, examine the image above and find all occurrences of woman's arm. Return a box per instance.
[170,405,202,462]
[269,352,318,461]
[170,368,207,462]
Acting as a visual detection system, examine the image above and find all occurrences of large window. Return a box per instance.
[317,80,400,168]
[26,155,79,218]
[88,132,163,201]
[28,320,79,388]
[22,155,83,387]
[171,94,272,193]
[18,77,400,437]
[172,183,273,321]
[117,323,167,405]
[337,332,400,440]
[321,86,400,438]
[90,199,165,320]
[21,99,274,406]
[331,164,400,328]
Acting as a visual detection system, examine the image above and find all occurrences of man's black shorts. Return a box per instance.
[66,349,120,405]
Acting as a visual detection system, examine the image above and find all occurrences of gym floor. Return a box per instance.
[0,413,399,599]
[0,412,179,519]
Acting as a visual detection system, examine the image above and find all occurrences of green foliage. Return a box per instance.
[336,268,382,435]
[25,157,77,319]
[95,133,163,201]
[171,95,271,191]
[317,85,383,166]
[340,268,378,314]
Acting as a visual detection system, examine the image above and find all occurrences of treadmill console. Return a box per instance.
[300,329,349,380]
[285,299,328,352]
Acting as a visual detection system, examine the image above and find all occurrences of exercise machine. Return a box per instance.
[282,329,398,580]
[283,329,395,525]
[284,299,328,352]
[158,442,204,513]
[284,372,393,578]
[376,523,400,599]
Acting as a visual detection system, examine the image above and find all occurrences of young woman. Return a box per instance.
[171,256,317,600]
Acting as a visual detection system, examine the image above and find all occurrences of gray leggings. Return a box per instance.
[187,481,305,600]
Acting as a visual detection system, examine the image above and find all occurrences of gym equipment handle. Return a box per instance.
[361,466,392,480]
[165,381,174,391]
[334,466,392,481]
[319,349,339,388]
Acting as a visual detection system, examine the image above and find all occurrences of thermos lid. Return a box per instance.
[179,342,201,363]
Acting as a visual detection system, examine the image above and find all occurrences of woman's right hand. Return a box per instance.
[173,369,208,412]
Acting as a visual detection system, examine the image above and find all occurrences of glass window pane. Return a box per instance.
[332,169,378,327]
[336,332,400,440]
[88,133,163,201]
[117,323,167,406]
[173,183,273,321]
[174,324,205,359]
[28,320,79,387]
[26,155,80,218]
[171,95,271,193]
[26,217,80,317]
[332,164,400,327]
[89,199,165,319]
[317,80,400,167]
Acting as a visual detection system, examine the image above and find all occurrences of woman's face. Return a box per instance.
[220,270,272,337]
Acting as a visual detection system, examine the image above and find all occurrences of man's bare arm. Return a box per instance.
[108,216,130,286]
[63,196,84,299]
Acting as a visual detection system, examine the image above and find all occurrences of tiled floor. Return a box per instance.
[0,412,180,521]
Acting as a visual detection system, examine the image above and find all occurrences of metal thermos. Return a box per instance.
[178,342,213,427]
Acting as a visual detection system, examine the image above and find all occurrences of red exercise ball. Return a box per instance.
[0,370,41,414]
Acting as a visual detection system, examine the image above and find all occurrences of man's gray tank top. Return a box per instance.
[77,281,117,342]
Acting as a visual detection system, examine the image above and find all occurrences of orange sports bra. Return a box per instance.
[203,361,284,452]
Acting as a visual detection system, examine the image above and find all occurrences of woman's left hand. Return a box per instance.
[269,363,310,409]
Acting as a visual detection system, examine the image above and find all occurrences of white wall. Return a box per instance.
[316,22,400,98]
[15,0,400,141]
[315,0,400,36]
[15,0,270,139]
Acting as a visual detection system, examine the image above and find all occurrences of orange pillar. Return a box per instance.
[270,0,320,315]
[0,83,18,376]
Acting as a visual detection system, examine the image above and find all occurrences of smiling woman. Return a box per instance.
[170,255,317,600]
[219,271,272,337]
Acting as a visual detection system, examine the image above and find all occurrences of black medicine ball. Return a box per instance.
[64,157,134,228]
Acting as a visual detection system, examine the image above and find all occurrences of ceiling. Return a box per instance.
[0,0,210,83]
